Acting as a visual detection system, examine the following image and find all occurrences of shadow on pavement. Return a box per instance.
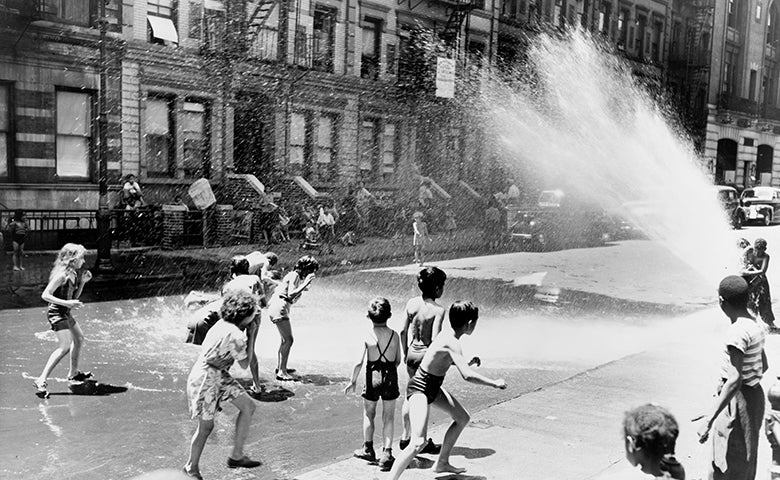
[434,476,487,480]
[450,446,496,459]
[250,385,295,402]
[49,381,129,396]
[299,374,350,386]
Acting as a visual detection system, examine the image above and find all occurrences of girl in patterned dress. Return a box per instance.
[184,290,262,479]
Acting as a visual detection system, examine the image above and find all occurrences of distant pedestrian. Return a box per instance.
[443,206,457,240]
[317,204,336,254]
[399,266,447,454]
[388,301,506,480]
[484,200,502,251]
[8,209,28,271]
[622,404,685,479]
[184,290,262,479]
[122,174,145,210]
[742,238,776,329]
[698,275,768,480]
[412,211,431,265]
[267,255,318,381]
[345,297,402,471]
[34,243,92,398]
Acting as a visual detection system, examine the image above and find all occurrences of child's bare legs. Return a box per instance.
[362,399,377,444]
[12,241,22,270]
[37,328,73,384]
[185,418,214,475]
[246,317,261,390]
[432,387,469,474]
[400,394,412,443]
[381,399,396,449]
[229,393,257,460]
[390,394,429,480]
[66,321,85,379]
[413,245,422,264]
[275,319,295,379]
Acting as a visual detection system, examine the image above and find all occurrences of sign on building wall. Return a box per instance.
[435,57,455,98]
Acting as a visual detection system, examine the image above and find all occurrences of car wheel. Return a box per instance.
[764,212,773,226]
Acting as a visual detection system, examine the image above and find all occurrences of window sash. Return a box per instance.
[147,134,172,175]
[0,133,7,178]
[148,0,174,17]
[0,85,7,132]
[146,99,171,135]
[317,116,332,147]
[290,113,306,145]
[56,136,89,177]
[316,146,332,164]
[57,91,91,136]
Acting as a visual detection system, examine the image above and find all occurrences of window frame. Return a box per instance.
[0,82,11,182]
[181,99,211,179]
[54,87,95,182]
[147,0,179,45]
[144,94,176,178]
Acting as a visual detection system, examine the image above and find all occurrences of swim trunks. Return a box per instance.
[405,342,427,371]
[12,233,26,245]
[362,336,399,402]
[406,367,444,404]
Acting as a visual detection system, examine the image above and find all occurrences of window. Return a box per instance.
[728,0,738,28]
[313,6,337,73]
[598,2,611,36]
[148,0,178,44]
[146,97,174,177]
[757,4,762,21]
[361,18,382,79]
[182,101,209,178]
[294,25,309,67]
[618,9,629,49]
[580,0,590,27]
[750,69,758,101]
[386,43,397,75]
[0,84,8,180]
[382,123,396,177]
[723,49,736,94]
[40,0,92,25]
[189,1,201,39]
[56,90,92,179]
[289,112,306,166]
[651,21,662,62]
[635,15,646,53]
[359,119,379,181]
[315,114,335,180]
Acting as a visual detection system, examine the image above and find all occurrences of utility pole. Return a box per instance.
[94,0,114,272]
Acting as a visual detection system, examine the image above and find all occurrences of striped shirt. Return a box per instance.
[721,317,766,387]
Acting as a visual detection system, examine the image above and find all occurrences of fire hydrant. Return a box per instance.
[766,378,780,478]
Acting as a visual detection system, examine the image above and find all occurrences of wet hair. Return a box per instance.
[755,238,768,250]
[623,404,679,460]
[230,255,250,276]
[13,209,24,221]
[294,255,319,275]
[449,301,478,330]
[265,251,279,267]
[50,243,86,281]
[220,290,257,325]
[417,266,447,298]
[719,275,750,308]
[367,297,392,323]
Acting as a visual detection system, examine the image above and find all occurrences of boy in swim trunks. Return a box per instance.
[399,266,447,453]
[389,301,506,480]
[345,297,402,471]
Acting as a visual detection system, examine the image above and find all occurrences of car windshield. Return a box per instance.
[743,189,772,200]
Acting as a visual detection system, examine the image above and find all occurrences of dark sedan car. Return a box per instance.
[741,186,780,226]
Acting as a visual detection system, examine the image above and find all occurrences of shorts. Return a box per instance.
[12,234,25,246]
[362,363,400,402]
[405,343,427,372]
[406,367,444,404]
[47,310,75,332]
[270,315,289,325]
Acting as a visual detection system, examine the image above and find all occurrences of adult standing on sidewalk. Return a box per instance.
[698,275,768,480]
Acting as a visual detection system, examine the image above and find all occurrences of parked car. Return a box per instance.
[740,186,780,226]
[715,185,746,229]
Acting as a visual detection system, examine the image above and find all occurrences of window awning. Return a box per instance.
[148,15,178,43]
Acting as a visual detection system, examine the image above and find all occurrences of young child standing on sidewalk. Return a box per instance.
[184,290,262,479]
[623,404,685,479]
[399,266,447,454]
[697,275,767,480]
[388,301,506,480]
[345,297,402,471]
[8,209,28,271]
[34,243,92,398]
[267,255,318,381]
[412,211,431,265]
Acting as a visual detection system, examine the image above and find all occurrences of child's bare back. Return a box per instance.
[416,331,461,377]
[365,325,400,364]
[405,297,445,346]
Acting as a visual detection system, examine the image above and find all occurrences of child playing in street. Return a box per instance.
[267,255,318,381]
[184,290,262,479]
[399,266,448,453]
[623,404,685,479]
[444,206,457,240]
[8,209,28,271]
[388,301,506,479]
[412,211,431,265]
[345,297,402,471]
[34,243,92,398]
[698,275,768,480]
[742,237,776,329]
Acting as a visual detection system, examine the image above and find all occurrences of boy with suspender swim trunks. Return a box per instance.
[400,267,447,453]
[388,301,506,479]
[345,298,402,471]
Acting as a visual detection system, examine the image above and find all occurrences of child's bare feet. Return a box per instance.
[434,461,466,474]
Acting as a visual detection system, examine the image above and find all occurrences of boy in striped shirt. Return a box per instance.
[698,275,768,480]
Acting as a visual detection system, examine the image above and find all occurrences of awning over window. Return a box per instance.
[148,15,178,43]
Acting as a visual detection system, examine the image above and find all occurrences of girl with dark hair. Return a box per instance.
[743,238,776,329]
[267,255,318,381]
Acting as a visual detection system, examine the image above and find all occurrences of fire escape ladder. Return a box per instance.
[440,1,476,46]
[247,0,281,46]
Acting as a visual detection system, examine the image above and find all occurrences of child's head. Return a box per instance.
[294,255,319,276]
[220,290,257,328]
[755,237,768,252]
[230,255,250,276]
[265,251,279,268]
[449,301,478,333]
[367,297,392,324]
[718,275,750,317]
[737,237,751,249]
[13,209,24,221]
[623,404,679,471]
[417,266,447,299]
[52,243,87,278]
[413,211,424,222]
